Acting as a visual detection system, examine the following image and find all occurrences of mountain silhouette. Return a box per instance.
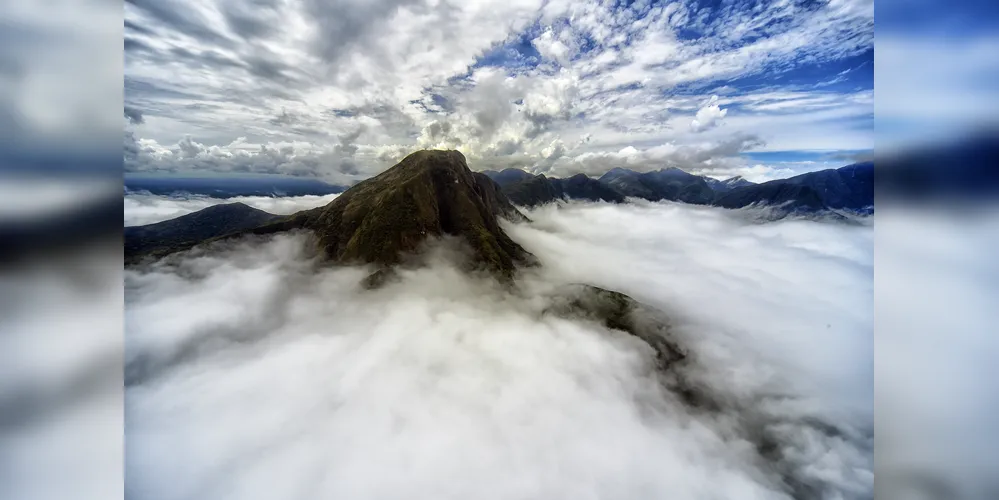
[480,168,535,187]
[480,163,871,213]
[500,174,565,207]
[559,174,627,203]
[595,167,716,204]
[496,172,625,207]
[124,202,280,263]
[715,162,873,213]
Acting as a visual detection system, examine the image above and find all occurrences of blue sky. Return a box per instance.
[124,0,875,183]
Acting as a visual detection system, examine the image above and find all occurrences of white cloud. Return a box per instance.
[124,0,874,178]
[531,28,573,67]
[876,204,999,499]
[539,133,766,177]
[690,95,728,132]
[123,191,341,226]
[124,202,874,499]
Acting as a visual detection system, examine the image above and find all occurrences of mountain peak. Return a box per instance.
[283,149,533,277]
[482,166,534,187]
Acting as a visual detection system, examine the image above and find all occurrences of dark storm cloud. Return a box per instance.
[124,105,145,125]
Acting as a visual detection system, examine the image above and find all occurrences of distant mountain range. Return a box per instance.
[483,162,873,214]
[124,175,346,198]
[125,202,281,262]
[715,162,873,213]
[491,171,625,206]
[875,134,999,202]
[125,153,878,267]
[597,167,715,204]
[703,175,755,193]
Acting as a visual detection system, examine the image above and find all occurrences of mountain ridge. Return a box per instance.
[126,152,875,269]
[715,162,873,212]
[488,163,870,213]
[127,150,534,278]
[124,202,281,262]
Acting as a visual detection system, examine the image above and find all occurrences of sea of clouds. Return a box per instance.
[122,198,879,499]
[123,191,342,227]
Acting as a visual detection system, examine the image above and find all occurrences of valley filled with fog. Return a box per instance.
[124,195,873,499]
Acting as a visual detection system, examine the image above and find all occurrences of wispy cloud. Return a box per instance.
[123,0,874,178]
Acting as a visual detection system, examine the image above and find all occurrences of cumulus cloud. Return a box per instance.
[539,133,766,177]
[690,95,727,132]
[123,191,341,226]
[532,28,574,67]
[123,131,382,184]
[123,0,873,178]
[124,202,874,499]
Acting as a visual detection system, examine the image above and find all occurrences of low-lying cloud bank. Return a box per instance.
[125,202,874,499]
[876,204,999,500]
[123,192,341,226]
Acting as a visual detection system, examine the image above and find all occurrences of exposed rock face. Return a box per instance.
[471,172,529,223]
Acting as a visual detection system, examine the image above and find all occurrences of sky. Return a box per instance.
[123,0,874,184]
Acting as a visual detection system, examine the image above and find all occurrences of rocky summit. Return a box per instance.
[293,149,532,275]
